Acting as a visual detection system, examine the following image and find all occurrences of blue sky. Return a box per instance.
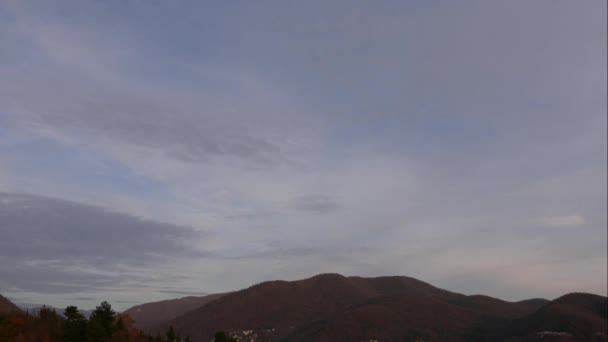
[0,0,606,310]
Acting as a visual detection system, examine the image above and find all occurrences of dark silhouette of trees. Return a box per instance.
[37,305,64,341]
[214,331,237,342]
[165,325,176,341]
[0,300,187,342]
[63,305,87,342]
[88,317,110,342]
[89,300,116,340]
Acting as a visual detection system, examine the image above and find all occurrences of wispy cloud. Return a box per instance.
[0,0,605,307]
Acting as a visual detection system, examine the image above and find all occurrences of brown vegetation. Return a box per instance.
[158,274,605,341]
[124,293,228,333]
[3,274,606,341]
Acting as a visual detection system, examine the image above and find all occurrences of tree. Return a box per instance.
[91,301,116,332]
[3,300,168,342]
[115,316,124,331]
[214,331,236,342]
[88,301,116,342]
[166,325,176,341]
[37,306,63,341]
[88,318,110,342]
[63,305,87,342]
[111,316,129,342]
[0,313,26,341]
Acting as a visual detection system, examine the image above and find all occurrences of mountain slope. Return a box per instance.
[165,274,555,341]
[505,293,607,341]
[124,293,227,333]
[0,294,22,316]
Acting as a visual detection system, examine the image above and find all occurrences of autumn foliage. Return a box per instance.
[0,301,182,342]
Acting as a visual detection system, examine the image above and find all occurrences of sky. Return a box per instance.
[0,0,606,311]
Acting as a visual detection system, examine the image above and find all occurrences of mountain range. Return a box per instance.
[124,273,607,341]
[2,274,606,341]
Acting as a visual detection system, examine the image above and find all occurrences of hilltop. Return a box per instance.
[131,273,606,341]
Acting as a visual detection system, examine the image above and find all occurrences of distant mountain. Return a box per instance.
[505,293,607,341]
[160,273,601,342]
[0,294,22,315]
[124,293,228,333]
[17,304,94,319]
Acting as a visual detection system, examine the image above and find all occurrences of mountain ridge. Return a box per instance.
[123,293,229,333]
[148,273,605,341]
[5,274,605,341]
[0,294,22,316]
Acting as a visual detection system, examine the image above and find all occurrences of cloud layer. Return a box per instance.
[0,0,606,309]
[0,193,210,307]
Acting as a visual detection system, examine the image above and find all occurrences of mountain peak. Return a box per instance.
[157,273,598,341]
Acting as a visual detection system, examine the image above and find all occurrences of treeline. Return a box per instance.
[0,301,190,342]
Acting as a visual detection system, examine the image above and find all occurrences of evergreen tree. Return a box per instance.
[166,325,176,341]
[37,306,63,342]
[63,305,87,342]
[88,301,115,342]
[87,318,109,342]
